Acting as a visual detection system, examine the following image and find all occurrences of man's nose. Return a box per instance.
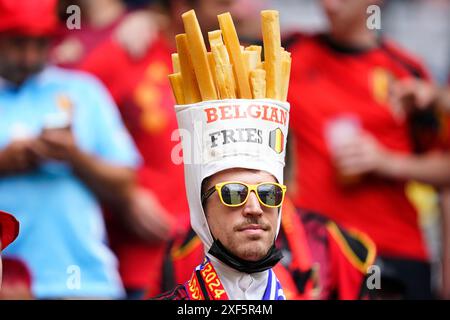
[242,191,264,216]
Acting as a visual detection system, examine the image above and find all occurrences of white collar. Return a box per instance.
[207,253,269,300]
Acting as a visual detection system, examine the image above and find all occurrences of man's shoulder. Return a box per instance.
[150,285,189,300]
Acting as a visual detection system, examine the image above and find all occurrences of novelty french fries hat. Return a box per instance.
[170,10,291,252]
[176,99,289,249]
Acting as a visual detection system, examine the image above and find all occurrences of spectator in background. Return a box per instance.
[286,0,449,299]
[79,0,191,299]
[52,0,128,68]
[52,0,163,68]
[0,0,141,299]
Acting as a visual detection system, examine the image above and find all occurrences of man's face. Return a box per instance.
[0,35,49,86]
[203,168,279,262]
[321,0,380,31]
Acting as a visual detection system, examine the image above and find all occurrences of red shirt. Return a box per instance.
[81,35,190,290]
[51,14,125,69]
[287,34,432,261]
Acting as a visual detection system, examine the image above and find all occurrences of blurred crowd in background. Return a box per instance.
[0,0,449,300]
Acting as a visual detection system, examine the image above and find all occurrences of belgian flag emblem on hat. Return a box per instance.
[269,128,284,154]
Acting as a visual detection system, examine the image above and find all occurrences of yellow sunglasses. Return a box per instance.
[201,181,287,208]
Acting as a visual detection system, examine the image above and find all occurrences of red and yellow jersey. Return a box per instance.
[276,198,376,300]
[80,35,190,291]
[286,33,442,261]
[154,198,377,300]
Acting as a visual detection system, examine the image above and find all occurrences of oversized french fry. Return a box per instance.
[261,10,282,100]
[244,50,259,72]
[207,52,219,97]
[250,69,266,99]
[169,9,290,105]
[208,30,223,47]
[208,30,236,99]
[218,12,252,99]
[182,10,218,101]
[281,51,292,102]
[245,46,262,68]
[168,73,185,105]
[171,53,180,73]
[175,33,201,104]
[212,44,236,99]
[246,45,262,59]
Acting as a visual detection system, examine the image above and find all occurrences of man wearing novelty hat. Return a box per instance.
[156,98,289,300]
[0,211,19,288]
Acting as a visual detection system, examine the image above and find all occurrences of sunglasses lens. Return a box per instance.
[258,184,284,207]
[221,183,248,206]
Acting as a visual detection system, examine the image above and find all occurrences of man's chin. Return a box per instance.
[234,243,270,262]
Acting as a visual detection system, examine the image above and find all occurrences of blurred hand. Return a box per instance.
[390,78,440,119]
[0,140,39,174]
[123,187,177,243]
[333,132,390,177]
[32,128,78,163]
[114,10,165,60]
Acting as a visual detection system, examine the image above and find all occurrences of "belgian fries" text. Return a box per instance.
[204,104,288,126]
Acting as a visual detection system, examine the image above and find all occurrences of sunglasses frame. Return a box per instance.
[202,181,287,209]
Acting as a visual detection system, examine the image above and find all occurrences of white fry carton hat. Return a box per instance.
[175,98,290,250]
